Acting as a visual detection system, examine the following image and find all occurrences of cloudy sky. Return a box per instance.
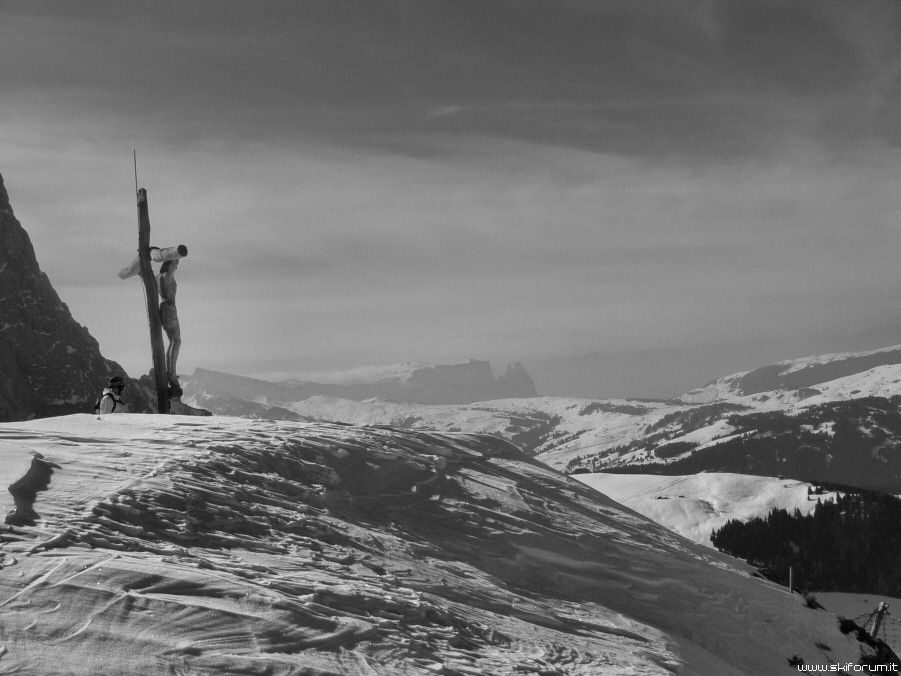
[3,1,901,398]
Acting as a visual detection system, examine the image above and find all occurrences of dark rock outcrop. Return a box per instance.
[400,360,537,404]
[497,361,538,399]
[0,171,152,420]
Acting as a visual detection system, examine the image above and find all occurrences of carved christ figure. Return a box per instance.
[119,244,187,399]
[157,259,182,396]
[119,245,187,279]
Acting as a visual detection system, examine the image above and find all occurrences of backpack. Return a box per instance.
[94,392,116,414]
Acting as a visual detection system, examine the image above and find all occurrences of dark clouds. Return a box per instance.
[9,1,898,155]
[3,1,901,392]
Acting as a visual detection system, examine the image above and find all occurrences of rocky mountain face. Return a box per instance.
[0,171,152,420]
[182,359,537,413]
[389,359,537,403]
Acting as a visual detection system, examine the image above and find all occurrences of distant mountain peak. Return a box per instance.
[188,359,537,409]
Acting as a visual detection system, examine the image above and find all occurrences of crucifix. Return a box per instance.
[122,188,188,413]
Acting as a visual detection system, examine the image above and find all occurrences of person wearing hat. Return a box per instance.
[95,376,128,414]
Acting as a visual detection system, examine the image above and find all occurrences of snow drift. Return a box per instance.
[0,414,874,674]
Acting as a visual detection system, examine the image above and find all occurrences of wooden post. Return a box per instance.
[136,188,170,413]
[870,602,889,639]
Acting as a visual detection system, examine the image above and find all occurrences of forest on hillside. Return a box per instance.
[581,397,901,493]
[711,489,901,596]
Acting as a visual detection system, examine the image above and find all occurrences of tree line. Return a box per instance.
[711,488,901,596]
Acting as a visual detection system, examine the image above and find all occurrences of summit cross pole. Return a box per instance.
[134,160,170,413]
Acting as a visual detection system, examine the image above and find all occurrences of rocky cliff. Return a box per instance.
[0,171,152,420]
[397,359,538,404]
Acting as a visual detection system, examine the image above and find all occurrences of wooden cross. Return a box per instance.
[136,188,170,413]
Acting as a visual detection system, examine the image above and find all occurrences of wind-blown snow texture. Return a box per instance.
[0,415,869,674]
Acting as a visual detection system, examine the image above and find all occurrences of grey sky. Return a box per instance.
[3,1,901,397]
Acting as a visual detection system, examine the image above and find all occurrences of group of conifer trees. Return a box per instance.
[711,489,901,595]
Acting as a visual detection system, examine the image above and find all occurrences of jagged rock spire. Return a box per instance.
[499,361,538,398]
[0,171,149,420]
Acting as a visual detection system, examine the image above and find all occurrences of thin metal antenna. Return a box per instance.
[133,149,139,197]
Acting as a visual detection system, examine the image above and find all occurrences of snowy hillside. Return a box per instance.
[560,395,901,492]
[182,369,901,492]
[178,345,901,493]
[535,352,901,476]
[0,414,881,674]
[575,472,839,547]
[681,345,901,403]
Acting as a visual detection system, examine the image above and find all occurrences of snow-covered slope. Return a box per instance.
[530,351,901,489]
[527,347,901,475]
[575,472,839,547]
[0,414,878,674]
[180,345,901,492]
[681,345,901,403]
[182,373,901,492]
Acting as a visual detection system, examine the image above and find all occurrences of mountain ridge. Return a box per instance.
[552,346,901,491]
[682,345,901,403]
[183,344,901,494]
[183,359,537,409]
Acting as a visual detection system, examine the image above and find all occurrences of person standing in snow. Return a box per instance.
[95,376,128,414]
[157,259,182,397]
